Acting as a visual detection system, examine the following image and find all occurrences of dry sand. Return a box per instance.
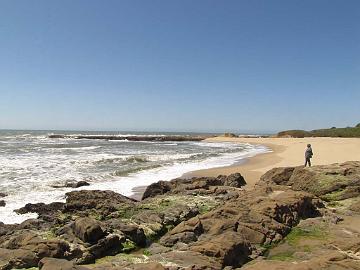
[187,137,360,187]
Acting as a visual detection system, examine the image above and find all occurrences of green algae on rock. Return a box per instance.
[2,165,360,269]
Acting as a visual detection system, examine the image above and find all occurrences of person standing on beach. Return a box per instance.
[305,144,313,167]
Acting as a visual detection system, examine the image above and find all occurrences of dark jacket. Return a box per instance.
[305,147,313,159]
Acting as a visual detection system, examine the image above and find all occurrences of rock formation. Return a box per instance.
[51,181,90,189]
[48,134,209,142]
[0,163,359,269]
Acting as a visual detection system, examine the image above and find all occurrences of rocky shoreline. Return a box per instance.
[1,162,360,269]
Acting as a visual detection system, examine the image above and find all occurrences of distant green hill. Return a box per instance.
[277,125,360,138]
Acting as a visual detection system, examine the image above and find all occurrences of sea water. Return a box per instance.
[0,130,269,224]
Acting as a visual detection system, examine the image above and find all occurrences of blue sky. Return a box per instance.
[0,0,359,133]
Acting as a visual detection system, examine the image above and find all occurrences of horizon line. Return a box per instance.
[0,128,275,135]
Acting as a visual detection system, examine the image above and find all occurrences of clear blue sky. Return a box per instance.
[0,0,359,133]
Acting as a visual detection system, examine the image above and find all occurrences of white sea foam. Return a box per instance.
[58,146,102,150]
[147,153,203,161]
[81,144,270,196]
[0,132,270,224]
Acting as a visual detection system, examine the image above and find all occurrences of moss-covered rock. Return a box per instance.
[262,162,360,205]
[4,162,360,270]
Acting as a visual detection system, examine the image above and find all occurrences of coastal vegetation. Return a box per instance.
[277,123,360,137]
[223,132,237,138]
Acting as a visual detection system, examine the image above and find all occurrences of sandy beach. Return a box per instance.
[188,137,360,187]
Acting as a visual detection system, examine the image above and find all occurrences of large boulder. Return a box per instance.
[105,221,146,247]
[0,248,38,269]
[259,167,296,185]
[72,217,106,244]
[142,173,246,200]
[251,190,320,227]
[51,181,90,189]
[15,202,64,215]
[0,200,5,207]
[39,257,88,270]
[150,250,222,269]
[259,162,360,203]
[160,217,203,246]
[65,190,136,215]
[116,194,211,242]
[291,162,360,197]
[190,232,251,268]
[18,219,44,230]
[132,262,166,270]
[85,234,124,262]
[0,223,15,238]
[142,181,172,200]
[222,173,246,187]
[2,230,70,259]
[2,231,41,249]
[151,183,321,269]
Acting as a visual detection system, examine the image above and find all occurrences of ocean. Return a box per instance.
[0,130,269,224]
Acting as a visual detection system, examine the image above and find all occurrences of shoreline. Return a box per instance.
[186,136,360,187]
[184,140,285,188]
[184,143,282,188]
[4,136,360,223]
[1,137,269,223]
[130,142,271,200]
[132,136,360,198]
